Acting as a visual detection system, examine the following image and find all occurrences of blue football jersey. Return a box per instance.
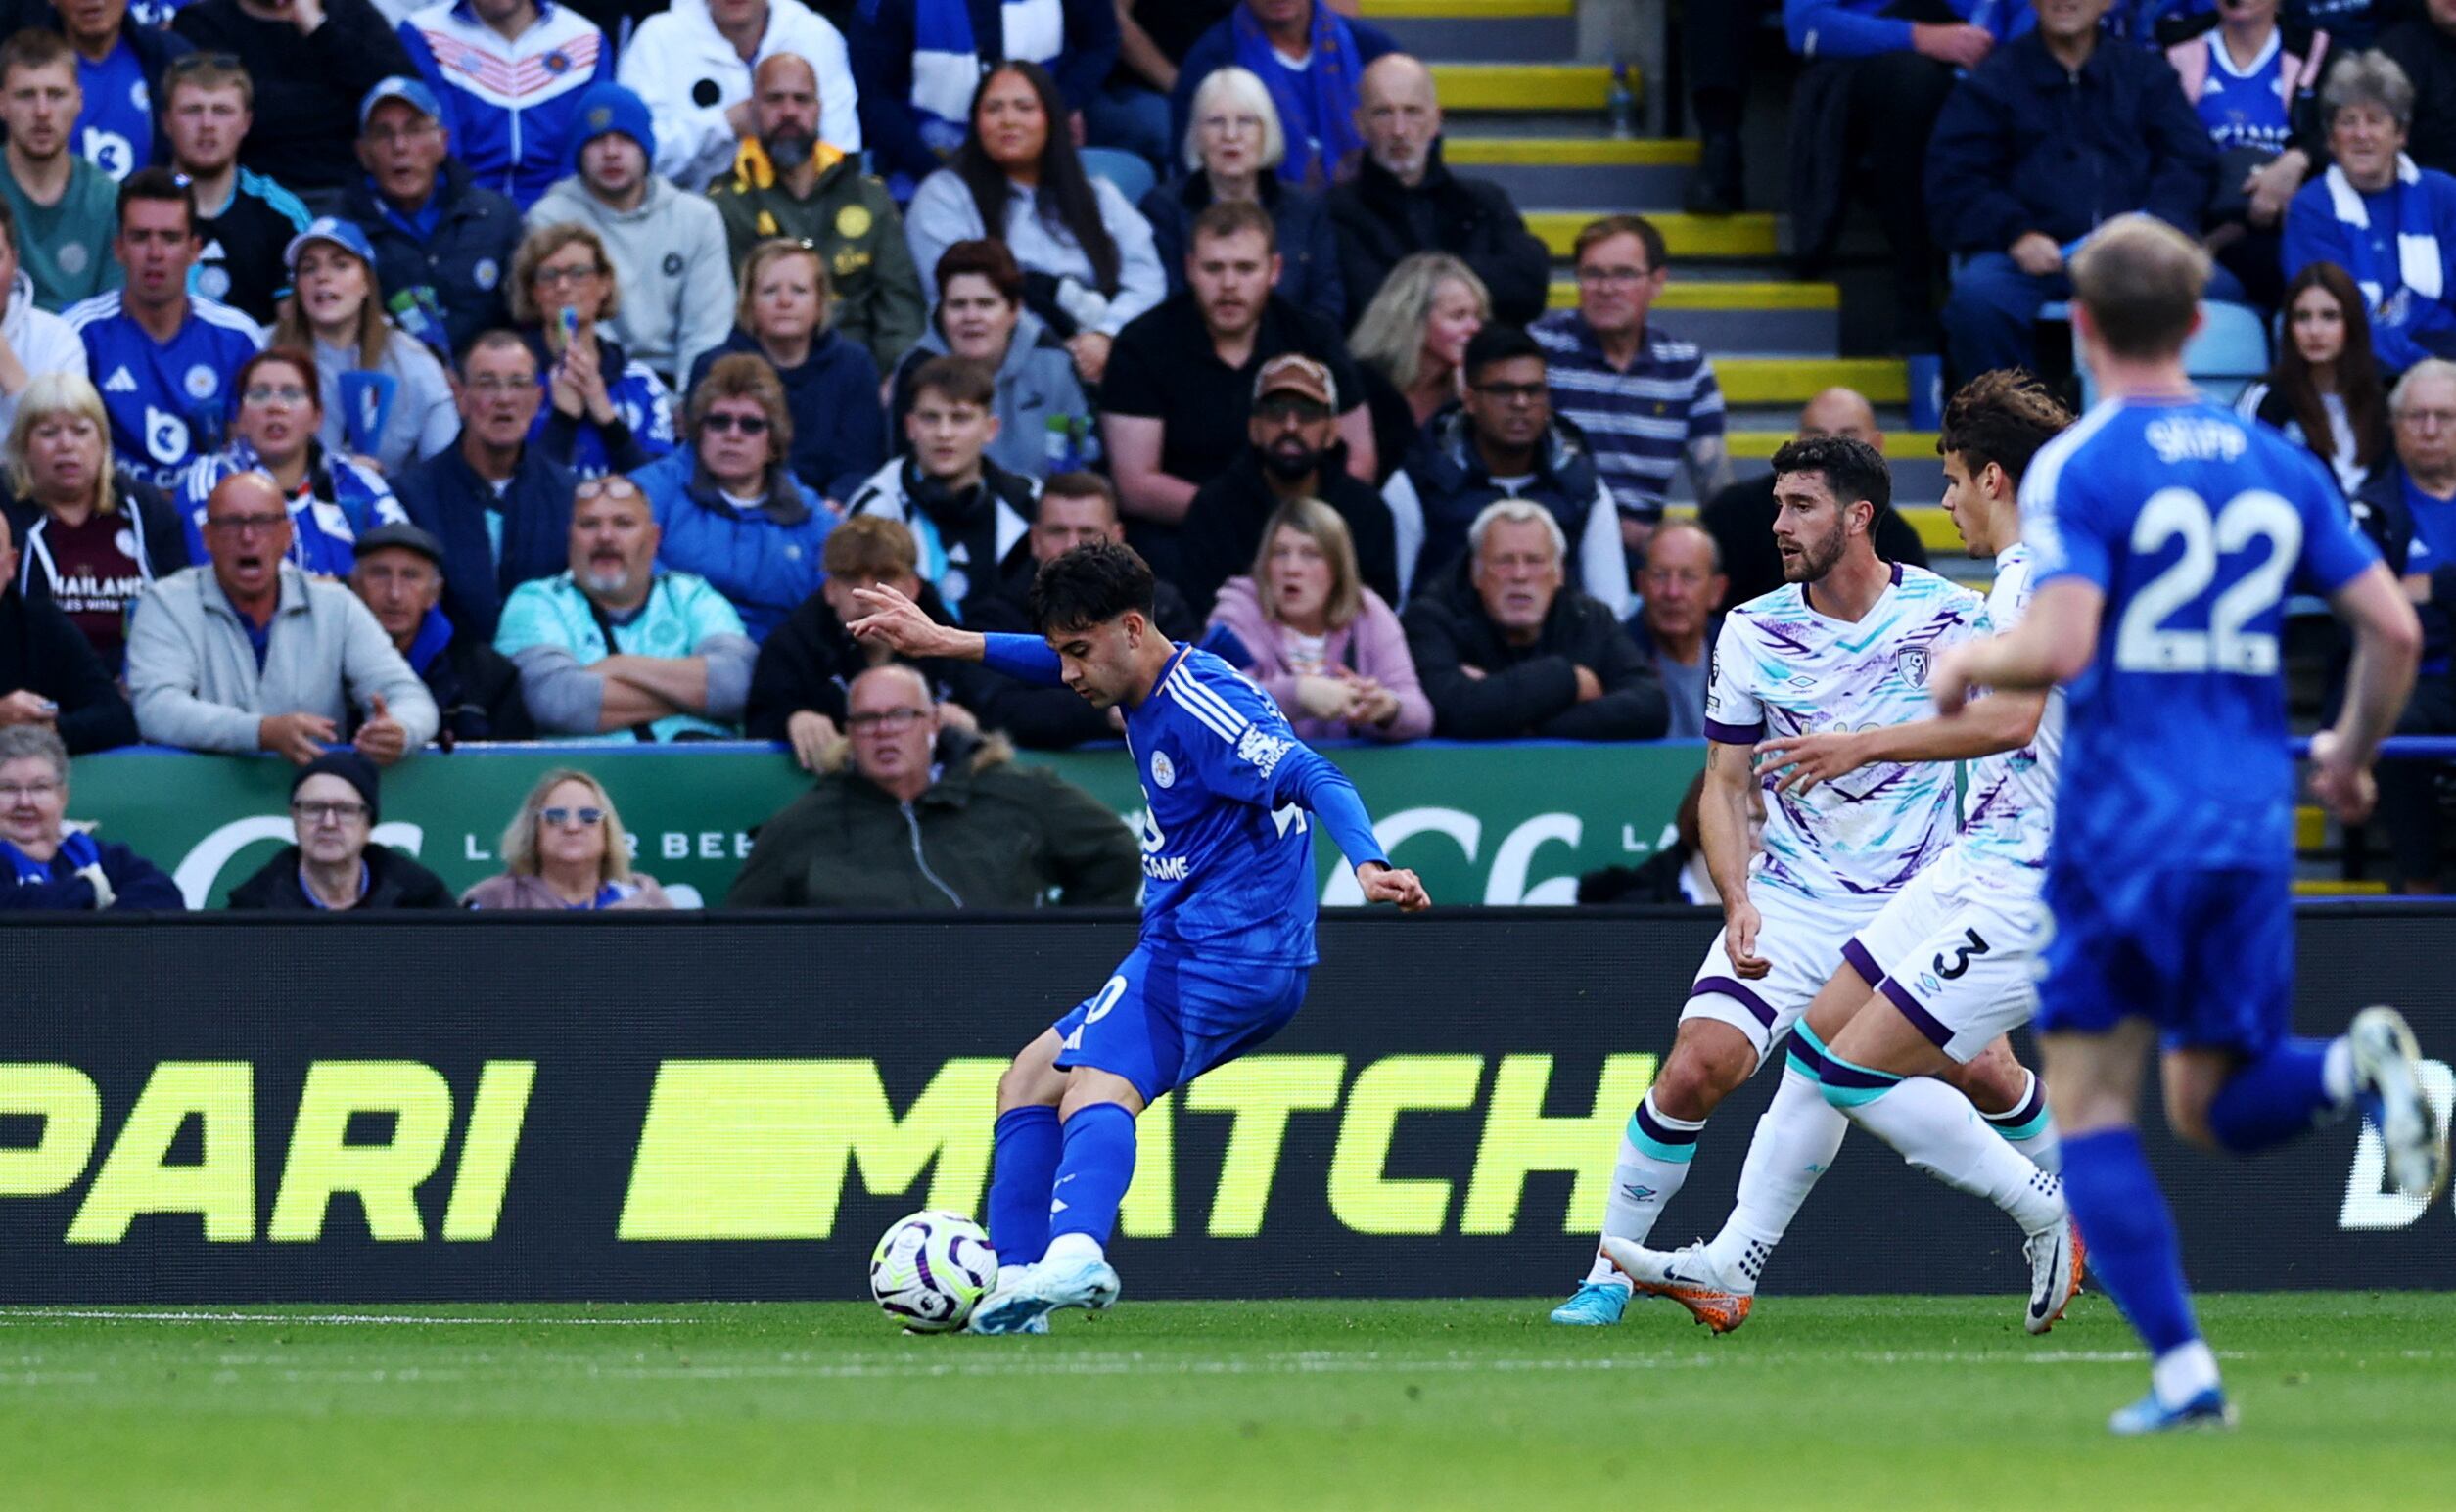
[74,41,153,181]
[1125,647,1338,967]
[2020,395,2380,874]
[69,293,265,492]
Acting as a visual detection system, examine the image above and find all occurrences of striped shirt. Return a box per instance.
[1531,310,1724,521]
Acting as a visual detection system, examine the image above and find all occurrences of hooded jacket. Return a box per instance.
[343,159,526,362]
[725,726,1140,909]
[1381,408,1630,617]
[709,139,926,374]
[0,269,83,435]
[744,575,981,739]
[529,172,736,383]
[393,435,578,645]
[888,305,1094,481]
[684,325,886,503]
[629,445,834,642]
[4,476,189,655]
[615,0,861,191]
[1323,139,1552,326]
[225,843,459,910]
[1399,555,1667,743]
[842,452,1039,614]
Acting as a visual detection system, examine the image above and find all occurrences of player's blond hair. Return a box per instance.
[2070,215,2208,361]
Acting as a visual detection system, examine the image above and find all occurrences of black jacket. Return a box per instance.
[2382,20,2456,178]
[342,160,524,362]
[962,568,1199,749]
[843,453,1041,619]
[393,439,578,645]
[346,624,533,747]
[0,587,135,753]
[225,843,457,911]
[1700,472,1930,611]
[746,578,982,740]
[1400,558,1667,741]
[173,0,414,196]
[1141,170,1346,328]
[1177,442,1400,619]
[1398,407,1610,591]
[1925,29,2216,253]
[1325,139,1552,326]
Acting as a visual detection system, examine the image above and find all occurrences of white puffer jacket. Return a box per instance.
[616,0,862,192]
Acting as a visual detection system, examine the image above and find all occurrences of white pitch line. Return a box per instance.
[0,1309,697,1328]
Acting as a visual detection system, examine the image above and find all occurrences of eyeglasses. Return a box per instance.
[1576,265,1652,286]
[574,478,642,501]
[1199,113,1266,135]
[0,780,61,802]
[465,375,535,394]
[2397,408,2456,430]
[206,512,288,536]
[534,264,602,287]
[1471,381,1548,404]
[362,123,439,147]
[292,800,368,824]
[701,412,771,435]
[847,707,930,731]
[243,384,311,405]
[541,805,606,828]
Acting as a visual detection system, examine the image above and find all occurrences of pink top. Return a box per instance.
[1206,575,1434,743]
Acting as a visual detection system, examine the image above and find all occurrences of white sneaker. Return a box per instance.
[967,1266,1039,1336]
[967,1256,1120,1335]
[2351,1006,2451,1203]
[2022,1214,2084,1335]
[1599,1238,1754,1334]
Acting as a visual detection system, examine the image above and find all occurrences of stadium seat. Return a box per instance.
[1080,148,1156,206]
[2074,299,2269,409]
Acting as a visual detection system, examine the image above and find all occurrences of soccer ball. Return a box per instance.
[870,1211,998,1332]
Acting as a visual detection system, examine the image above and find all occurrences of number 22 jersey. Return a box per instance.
[2019,396,2379,875]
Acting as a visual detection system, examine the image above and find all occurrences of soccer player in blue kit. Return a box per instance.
[1934,216,2450,1434]
[849,542,1430,1335]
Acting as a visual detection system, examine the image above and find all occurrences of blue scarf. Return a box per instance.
[1233,1,1365,191]
[405,604,454,675]
[2323,155,2444,329]
[4,830,99,887]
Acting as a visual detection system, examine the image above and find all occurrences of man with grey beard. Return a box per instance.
[491,474,757,741]
[707,51,922,374]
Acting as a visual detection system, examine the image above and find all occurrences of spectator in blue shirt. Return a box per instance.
[55,0,194,180]
[1168,0,1397,192]
[395,0,614,212]
[342,75,523,364]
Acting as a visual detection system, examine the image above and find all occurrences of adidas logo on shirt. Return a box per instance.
[103,367,137,392]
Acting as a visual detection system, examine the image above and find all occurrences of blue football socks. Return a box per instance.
[2205,1036,2352,1155]
[1046,1102,1138,1251]
[987,1106,1062,1267]
[2061,1128,2203,1359]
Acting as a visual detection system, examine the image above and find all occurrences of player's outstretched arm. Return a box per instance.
[1698,740,1766,977]
[848,584,988,662]
[1276,745,1430,911]
[1932,579,2104,711]
[1753,691,2048,794]
[2314,562,2425,823]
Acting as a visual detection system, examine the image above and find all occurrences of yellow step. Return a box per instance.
[2296,805,2328,852]
[1716,357,1909,406]
[1446,137,1693,167]
[1431,64,1613,112]
[1729,430,1938,460]
[1550,278,1842,312]
[1362,0,1573,15]
[2294,879,2389,896]
[1529,210,1776,259]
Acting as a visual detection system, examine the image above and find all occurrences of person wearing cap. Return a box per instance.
[1100,198,1371,585]
[707,51,921,377]
[65,167,266,493]
[225,749,456,909]
[615,0,860,194]
[348,518,531,744]
[528,80,734,388]
[394,0,614,213]
[1174,350,1397,619]
[0,724,180,911]
[268,214,457,473]
[341,74,524,363]
[0,28,125,312]
[841,354,1036,617]
[161,53,313,329]
[52,0,198,181]
[126,469,440,760]
[172,0,415,201]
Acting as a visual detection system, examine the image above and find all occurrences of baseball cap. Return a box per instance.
[284,215,377,273]
[358,76,442,131]
[352,522,447,570]
[1253,353,1336,409]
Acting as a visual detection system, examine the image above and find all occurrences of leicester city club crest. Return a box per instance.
[1896,645,1933,687]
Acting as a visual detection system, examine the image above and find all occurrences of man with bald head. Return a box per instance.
[709,52,922,373]
[1629,520,1729,740]
[126,471,439,762]
[727,661,1140,909]
[1326,53,1552,324]
[1699,388,1929,606]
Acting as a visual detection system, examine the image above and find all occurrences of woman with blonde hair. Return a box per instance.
[509,222,675,478]
[2,370,186,668]
[1348,252,1491,483]
[1138,65,1344,326]
[1205,496,1430,743]
[461,768,673,910]
[271,221,457,474]
[683,239,885,502]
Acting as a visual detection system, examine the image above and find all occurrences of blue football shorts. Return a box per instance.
[2034,862,2294,1055]
[1051,945,1309,1103]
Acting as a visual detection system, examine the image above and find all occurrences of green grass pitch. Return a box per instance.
[0,1294,2448,1508]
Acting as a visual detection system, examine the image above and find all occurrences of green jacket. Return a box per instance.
[709,141,926,377]
[725,730,1141,910]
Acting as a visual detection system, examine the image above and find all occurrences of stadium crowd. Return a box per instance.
[10,0,2456,904]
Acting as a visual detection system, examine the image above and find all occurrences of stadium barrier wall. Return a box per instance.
[3,910,2450,1304]
[64,743,1706,910]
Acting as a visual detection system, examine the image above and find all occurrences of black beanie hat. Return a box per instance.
[291,750,381,823]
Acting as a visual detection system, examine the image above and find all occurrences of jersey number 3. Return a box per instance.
[2113,487,2302,675]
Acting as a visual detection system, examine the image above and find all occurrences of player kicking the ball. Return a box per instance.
[1933,216,2447,1434]
[851,540,1429,1335]
[1551,435,2056,1328]
[1603,371,2084,1335]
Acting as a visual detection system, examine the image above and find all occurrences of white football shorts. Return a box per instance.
[1681,880,1885,1062]
[1840,845,2044,1064]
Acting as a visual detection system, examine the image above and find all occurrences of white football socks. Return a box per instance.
[1583,1092,1705,1287]
[1699,1069,1849,1290]
[1849,1075,2065,1235]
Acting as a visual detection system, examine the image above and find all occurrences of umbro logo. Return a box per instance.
[103,366,137,392]
[1619,1183,1655,1203]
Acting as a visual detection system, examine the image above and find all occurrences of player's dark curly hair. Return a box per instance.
[1770,434,1891,515]
[1029,540,1158,635]
[1937,370,2073,490]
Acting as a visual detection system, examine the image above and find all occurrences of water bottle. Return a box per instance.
[1606,56,1637,141]
[1045,414,1085,474]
